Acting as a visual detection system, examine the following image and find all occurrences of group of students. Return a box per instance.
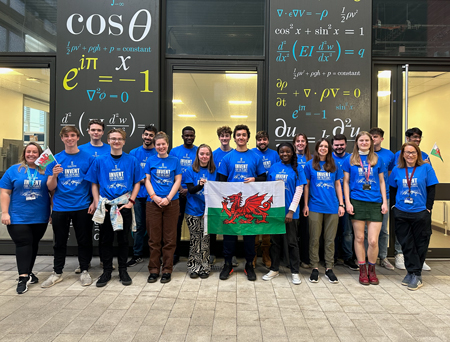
[0,120,438,294]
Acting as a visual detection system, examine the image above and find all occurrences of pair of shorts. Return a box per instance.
[349,199,383,222]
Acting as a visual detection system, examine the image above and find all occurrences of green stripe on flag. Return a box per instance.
[207,207,286,235]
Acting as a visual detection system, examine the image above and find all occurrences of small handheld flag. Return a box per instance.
[35,147,57,169]
[430,143,444,162]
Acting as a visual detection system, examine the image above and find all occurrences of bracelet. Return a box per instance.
[128,198,135,204]
[166,197,171,202]
[150,194,156,199]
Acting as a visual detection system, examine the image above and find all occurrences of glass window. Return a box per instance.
[0,0,57,52]
[172,71,258,242]
[0,67,52,241]
[377,70,392,150]
[373,0,450,57]
[167,0,265,56]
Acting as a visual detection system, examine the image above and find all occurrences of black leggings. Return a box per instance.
[7,223,48,275]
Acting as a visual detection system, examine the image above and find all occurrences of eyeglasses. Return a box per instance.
[404,151,417,156]
[109,138,124,142]
[409,135,422,140]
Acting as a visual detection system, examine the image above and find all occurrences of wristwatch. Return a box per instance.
[339,204,345,208]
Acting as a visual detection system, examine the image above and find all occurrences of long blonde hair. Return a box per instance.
[18,142,45,174]
[350,131,378,167]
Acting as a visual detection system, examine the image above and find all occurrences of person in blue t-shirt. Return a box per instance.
[86,129,144,287]
[0,143,50,294]
[169,126,198,265]
[343,132,388,286]
[218,125,266,281]
[392,127,432,272]
[369,128,396,271]
[389,143,438,291]
[211,126,234,266]
[145,132,182,284]
[292,133,313,269]
[42,126,95,289]
[126,125,158,268]
[331,134,357,271]
[251,131,281,269]
[79,119,111,157]
[303,139,345,284]
[184,144,217,279]
[263,142,306,285]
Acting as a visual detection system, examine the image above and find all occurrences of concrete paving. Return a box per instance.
[0,255,449,341]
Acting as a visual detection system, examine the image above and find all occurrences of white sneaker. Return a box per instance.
[422,261,431,271]
[292,273,302,285]
[41,272,63,288]
[395,254,406,270]
[75,263,91,274]
[80,270,92,286]
[380,258,395,270]
[262,270,279,281]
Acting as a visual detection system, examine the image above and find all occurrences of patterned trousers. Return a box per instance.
[186,214,210,274]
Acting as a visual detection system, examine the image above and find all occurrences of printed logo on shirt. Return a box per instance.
[262,157,271,170]
[317,171,331,181]
[317,182,335,189]
[235,158,248,174]
[109,165,124,182]
[275,170,289,190]
[140,157,148,169]
[156,163,170,178]
[24,179,42,189]
[61,179,82,186]
[180,154,193,168]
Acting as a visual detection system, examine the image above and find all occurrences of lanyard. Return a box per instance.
[26,167,38,188]
[405,166,417,196]
[359,158,371,183]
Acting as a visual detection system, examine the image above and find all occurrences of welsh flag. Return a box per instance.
[35,148,57,169]
[430,143,444,162]
[204,181,286,235]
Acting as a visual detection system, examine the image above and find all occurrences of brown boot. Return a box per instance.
[262,246,271,268]
[368,264,379,285]
[359,263,369,286]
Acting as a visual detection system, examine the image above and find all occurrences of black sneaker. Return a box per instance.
[344,259,359,271]
[119,270,132,286]
[147,273,159,283]
[219,263,233,280]
[126,256,143,267]
[309,269,319,283]
[17,276,30,294]
[244,262,256,281]
[160,273,171,283]
[325,269,339,284]
[29,273,39,284]
[199,272,209,279]
[96,271,112,287]
[190,272,199,279]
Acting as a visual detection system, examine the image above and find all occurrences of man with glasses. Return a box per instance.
[393,127,432,271]
[126,125,158,267]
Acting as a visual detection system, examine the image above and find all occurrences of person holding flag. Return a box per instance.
[0,143,51,294]
[430,143,444,162]
[389,142,438,290]
[42,126,95,288]
[217,124,266,281]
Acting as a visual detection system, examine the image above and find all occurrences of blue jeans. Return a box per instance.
[132,197,148,257]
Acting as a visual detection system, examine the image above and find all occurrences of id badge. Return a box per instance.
[362,183,371,190]
[26,194,36,201]
[404,198,414,204]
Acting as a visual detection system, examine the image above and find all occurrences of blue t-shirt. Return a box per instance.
[144,155,182,201]
[267,162,307,219]
[375,148,395,199]
[213,147,233,169]
[45,150,94,211]
[342,155,386,203]
[304,160,343,214]
[169,145,198,189]
[130,146,157,198]
[389,164,438,213]
[85,153,144,200]
[79,142,111,158]
[184,166,218,217]
[297,154,310,169]
[0,165,50,224]
[218,149,266,182]
[251,148,281,172]
[394,150,431,166]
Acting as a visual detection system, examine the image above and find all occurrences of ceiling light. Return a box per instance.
[226,74,257,79]
[172,99,182,103]
[377,91,391,97]
[377,71,391,78]
[0,68,23,75]
[229,101,252,105]
[178,114,196,118]
[230,115,248,119]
